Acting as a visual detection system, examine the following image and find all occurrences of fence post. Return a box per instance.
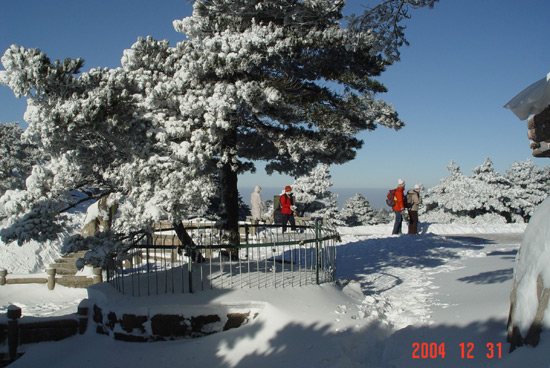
[188,260,194,294]
[7,305,21,361]
[46,267,56,290]
[0,268,7,285]
[315,219,320,285]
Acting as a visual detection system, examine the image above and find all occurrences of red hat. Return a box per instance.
[285,185,292,192]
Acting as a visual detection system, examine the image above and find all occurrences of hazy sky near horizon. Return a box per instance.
[1,0,549,191]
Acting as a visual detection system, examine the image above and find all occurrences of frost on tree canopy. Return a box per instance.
[0,0,438,263]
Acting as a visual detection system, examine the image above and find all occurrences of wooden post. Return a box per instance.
[0,268,7,285]
[7,304,22,361]
[46,267,56,290]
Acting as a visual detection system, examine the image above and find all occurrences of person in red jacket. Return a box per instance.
[392,179,406,235]
[280,185,297,233]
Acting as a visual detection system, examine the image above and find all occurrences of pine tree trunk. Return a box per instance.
[172,221,204,263]
[219,129,240,250]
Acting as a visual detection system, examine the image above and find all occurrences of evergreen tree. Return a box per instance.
[0,122,40,196]
[0,0,438,262]
[292,164,339,222]
[505,159,550,222]
[0,43,217,250]
[422,160,466,218]
[169,0,416,241]
[423,159,515,223]
[371,207,394,225]
[469,158,513,222]
[338,193,374,226]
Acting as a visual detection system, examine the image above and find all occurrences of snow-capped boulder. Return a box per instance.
[507,196,550,350]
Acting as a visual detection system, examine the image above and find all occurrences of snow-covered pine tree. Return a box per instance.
[469,158,514,222]
[169,0,439,240]
[291,164,339,222]
[423,159,514,223]
[0,41,217,254]
[422,160,467,222]
[505,159,550,222]
[421,160,487,223]
[371,207,394,225]
[0,0,438,262]
[0,122,40,196]
[338,193,374,226]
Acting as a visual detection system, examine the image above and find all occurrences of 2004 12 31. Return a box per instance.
[412,342,502,359]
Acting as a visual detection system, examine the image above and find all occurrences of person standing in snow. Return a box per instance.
[250,185,264,221]
[280,185,297,233]
[391,179,406,235]
[250,185,264,236]
[406,184,423,235]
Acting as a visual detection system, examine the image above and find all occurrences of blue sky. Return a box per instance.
[1,0,550,192]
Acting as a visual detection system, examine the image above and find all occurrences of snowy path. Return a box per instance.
[334,232,525,367]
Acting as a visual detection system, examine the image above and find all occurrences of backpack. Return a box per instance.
[405,192,414,209]
[386,189,396,207]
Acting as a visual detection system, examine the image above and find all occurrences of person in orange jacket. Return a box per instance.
[280,185,297,233]
[392,179,406,235]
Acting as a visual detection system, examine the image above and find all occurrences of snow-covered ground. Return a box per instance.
[1,222,549,368]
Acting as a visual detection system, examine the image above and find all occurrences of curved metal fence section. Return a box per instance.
[104,219,340,296]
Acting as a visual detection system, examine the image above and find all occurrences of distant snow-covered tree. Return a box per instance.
[292,164,338,222]
[423,158,517,223]
[422,160,468,221]
[371,207,394,225]
[505,159,550,222]
[469,158,514,222]
[338,193,374,226]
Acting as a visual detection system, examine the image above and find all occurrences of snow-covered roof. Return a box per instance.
[505,72,550,120]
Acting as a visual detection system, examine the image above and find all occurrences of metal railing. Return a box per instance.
[104,219,340,296]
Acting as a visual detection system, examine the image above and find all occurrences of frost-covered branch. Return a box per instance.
[346,0,439,62]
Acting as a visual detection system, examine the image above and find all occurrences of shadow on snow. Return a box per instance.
[336,234,489,282]
[457,268,514,285]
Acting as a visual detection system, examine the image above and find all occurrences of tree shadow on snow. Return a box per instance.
[336,234,487,284]
[457,268,514,285]
[444,235,497,245]
[486,249,518,262]
[210,316,534,368]
[16,311,538,368]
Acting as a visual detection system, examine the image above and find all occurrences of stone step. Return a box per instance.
[53,250,87,260]
[53,257,78,264]
[49,251,88,275]
[57,276,94,288]
[49,263,78,275]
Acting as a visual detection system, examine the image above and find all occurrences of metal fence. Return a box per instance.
[105,219,340,296]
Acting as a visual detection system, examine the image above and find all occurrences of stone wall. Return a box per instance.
[92,303,260,342]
